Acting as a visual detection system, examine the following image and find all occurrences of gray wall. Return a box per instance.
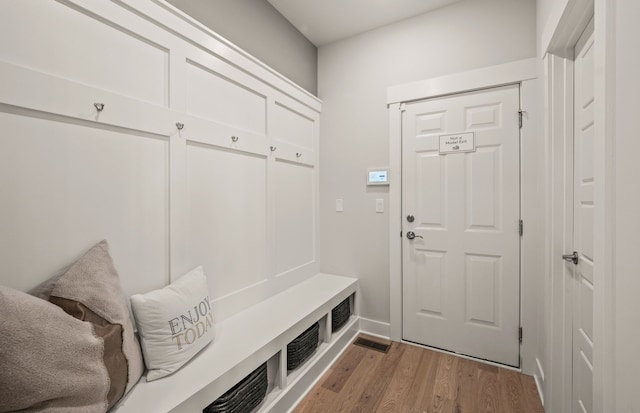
[318,0,537,328]
[615,4,640,410]
[167,0,317,95]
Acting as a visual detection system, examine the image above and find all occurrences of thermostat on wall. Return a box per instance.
[367,168,390,186]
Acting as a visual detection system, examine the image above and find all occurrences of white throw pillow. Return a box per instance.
[130,266,215,381]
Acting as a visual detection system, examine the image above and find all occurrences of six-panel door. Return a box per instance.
[402,84,521,367]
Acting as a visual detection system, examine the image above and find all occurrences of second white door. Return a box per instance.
[571,19,595,413]
[402,84,521,367]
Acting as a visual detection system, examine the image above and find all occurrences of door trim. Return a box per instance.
[387,58,537,106]
[544,51,575,413]
[387,58,540,372]
[543,0,616,412]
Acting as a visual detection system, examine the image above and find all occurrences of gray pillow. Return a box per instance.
[1,240,144,412]
[31,240,144,406]
[0,286,109,412]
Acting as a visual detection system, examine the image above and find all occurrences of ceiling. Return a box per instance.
[267,0,463,46]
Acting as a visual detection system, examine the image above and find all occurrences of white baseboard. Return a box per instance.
[535,357,545,406]
[358,317,391,338]
[536,357,545,382]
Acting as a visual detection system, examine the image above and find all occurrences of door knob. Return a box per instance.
[562,251,579,264]
[406,231,423,240]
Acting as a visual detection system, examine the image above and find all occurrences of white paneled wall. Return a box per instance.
[186,145,268,297]
[0,0,321,322]
[274,160,315,274]
[0,109,170,296]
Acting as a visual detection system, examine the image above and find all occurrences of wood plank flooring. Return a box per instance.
[293,335,544,413]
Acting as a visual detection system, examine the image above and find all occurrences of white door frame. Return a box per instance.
[541,0,615,412]
[387,58,540,374]
[400,84,522,367]
[544,50,576,413]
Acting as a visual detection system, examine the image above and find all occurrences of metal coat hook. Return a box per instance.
[94,102,105,112]
[270,146,277,152]
[296,152,302,158]
[176,122,184,131]
[231,136,239,142]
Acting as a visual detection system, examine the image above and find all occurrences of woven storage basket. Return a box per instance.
[287,322,319,371]
[203,362,268,413]
[331,297,351,332]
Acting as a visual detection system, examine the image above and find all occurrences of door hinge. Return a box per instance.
[519,327,523,343]
[400,103,406,112]
[519,219,524,236]
[518,110,524,128]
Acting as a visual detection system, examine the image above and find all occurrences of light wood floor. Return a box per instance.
[293,335,544,413]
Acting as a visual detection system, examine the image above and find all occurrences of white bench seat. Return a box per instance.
[113,273,358,413]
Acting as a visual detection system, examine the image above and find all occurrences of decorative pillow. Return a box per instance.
[0,286,109,413]
[29,240,144,409]
[130,266,215,381]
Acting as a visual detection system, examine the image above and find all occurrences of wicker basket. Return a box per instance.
[203,363,268,413]
[287,322,319,371]
[331,297,351,332]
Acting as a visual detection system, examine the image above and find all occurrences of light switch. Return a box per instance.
[336,198,344,212]
[376,198,384,213]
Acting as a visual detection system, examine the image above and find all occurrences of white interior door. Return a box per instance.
[401,84,521,367]
[571,19,595,413]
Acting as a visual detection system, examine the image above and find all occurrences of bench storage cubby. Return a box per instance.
[287,322,320,371]
[203,363,268,413]
[331,296,352,332]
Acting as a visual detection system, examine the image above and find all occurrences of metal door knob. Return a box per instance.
[406,231,423,240]
[562,251,579,264]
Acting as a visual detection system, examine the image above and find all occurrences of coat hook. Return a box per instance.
[270,146,277,152]
[231,136,239,142]
[296,152,302,158]
[176,122,184,130]
[94,102,105,112]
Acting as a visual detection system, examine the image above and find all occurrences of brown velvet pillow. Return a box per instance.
[0,286,109,412]
[29,240,144,409]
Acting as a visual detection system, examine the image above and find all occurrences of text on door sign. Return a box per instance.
[438,132,475,154]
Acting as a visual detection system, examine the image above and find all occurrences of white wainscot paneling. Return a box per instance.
[186,60,267,136]
[186,143,268,299]
[271,102,315,150]
[0,111,169,296]
[274,160,315,276]
[0,2,169,107]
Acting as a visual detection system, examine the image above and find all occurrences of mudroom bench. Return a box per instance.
[113,273,358,413]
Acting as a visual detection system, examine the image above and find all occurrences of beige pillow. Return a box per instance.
[0,286,109,412]
[29,240,144,409]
